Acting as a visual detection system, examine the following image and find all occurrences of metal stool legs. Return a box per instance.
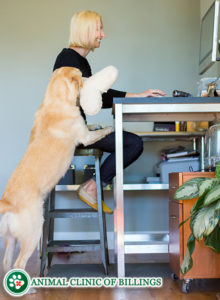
[40,149,110,276]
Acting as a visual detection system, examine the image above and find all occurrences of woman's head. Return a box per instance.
[69,10,105,51]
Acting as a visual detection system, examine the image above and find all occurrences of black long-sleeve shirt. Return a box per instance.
[53,48,126,121]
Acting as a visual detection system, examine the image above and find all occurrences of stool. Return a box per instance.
[40,148,109,276]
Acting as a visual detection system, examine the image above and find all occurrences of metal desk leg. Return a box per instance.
[192,138,196,151]
[113,178,117,264]
[200,136,205,171]
[115,103,125,277]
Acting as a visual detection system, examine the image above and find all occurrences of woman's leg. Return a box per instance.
[77,131,143,213]
[87,131,144,185]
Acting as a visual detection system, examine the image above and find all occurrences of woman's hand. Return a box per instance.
[126,89,166,98]
[140,89,166,97]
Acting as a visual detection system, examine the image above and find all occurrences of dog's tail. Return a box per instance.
[0,199,14,214]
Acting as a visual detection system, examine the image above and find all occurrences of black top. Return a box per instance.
[53,48,126,121]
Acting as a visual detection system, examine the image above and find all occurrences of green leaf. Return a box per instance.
[180,234,195,275]
[204,225,220,253]
[214,199,220,218]
[187,233,196,255]
[190,180,220,214]
[215,161,220,178]
[198,178,220,197]
[190,191,208,215]
[174,178,206,201]
[215,199,220,210]
[191,205,219,240]
[203,184,220,206]
[180,249,193,275]
[179,215,191,228]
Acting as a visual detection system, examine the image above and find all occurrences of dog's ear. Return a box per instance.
[66,69,83,106]
[71,74,83,90]
[71,74,83,107]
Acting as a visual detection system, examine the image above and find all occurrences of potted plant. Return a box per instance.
[174,165,220,275]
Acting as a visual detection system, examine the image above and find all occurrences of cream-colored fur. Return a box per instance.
[80,66,118,115]
[0,66,113,272]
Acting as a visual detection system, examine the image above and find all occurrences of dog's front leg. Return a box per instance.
[80,126,114,146]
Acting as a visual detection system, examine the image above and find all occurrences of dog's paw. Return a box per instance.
[88,124,103,131]
[104,126,114,134]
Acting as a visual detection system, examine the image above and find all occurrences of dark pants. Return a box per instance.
[85,131,143,185]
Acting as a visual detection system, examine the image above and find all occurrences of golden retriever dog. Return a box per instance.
[0,67,113,272]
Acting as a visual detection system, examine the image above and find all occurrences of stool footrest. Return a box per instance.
[49,209,97,218]
[55,184,112,191]
[75,148,103,156]
[46,240,100,252]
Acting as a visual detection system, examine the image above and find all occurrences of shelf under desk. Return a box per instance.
[56,183,169,191]
[134,131,205,138]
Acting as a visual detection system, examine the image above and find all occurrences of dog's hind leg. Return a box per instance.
[3,234,17,272]
[14,234,41,270]
[13,221,42,270]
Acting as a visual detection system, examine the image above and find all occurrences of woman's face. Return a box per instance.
[94,21,105,48]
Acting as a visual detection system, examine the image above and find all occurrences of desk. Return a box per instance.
[114,97,220,277]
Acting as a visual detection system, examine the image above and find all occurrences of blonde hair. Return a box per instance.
[68,10,102,50]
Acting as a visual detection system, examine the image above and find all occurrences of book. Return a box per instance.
[166,150,198,159]
[165,157,199,163]
[160,145,186,156]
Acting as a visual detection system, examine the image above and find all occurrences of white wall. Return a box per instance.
[0,0,200,236]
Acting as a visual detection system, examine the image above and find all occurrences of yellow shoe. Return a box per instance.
[76,185,113,214]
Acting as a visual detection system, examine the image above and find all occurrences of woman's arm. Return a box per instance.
[102,88,166,108]
[126,89,166,97]
[102,88,126,108]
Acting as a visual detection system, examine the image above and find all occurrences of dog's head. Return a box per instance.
[46,67,83,106]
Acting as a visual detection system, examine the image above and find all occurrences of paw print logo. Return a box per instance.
[3,269,31,296]
[9,274,25,290]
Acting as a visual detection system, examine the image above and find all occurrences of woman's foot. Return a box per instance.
[82,178,97,200]
[77,179,113,214]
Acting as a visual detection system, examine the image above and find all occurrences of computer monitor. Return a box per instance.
[199,0,220,74]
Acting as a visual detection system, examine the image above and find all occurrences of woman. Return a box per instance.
[53,10,166,214]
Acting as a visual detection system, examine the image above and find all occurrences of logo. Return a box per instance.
[3,269,31,297]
